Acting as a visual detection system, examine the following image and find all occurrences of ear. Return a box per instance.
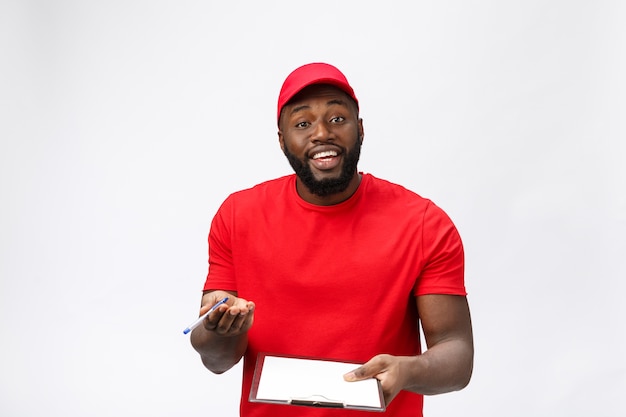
[278,130,285,153]
[358,118,365,143]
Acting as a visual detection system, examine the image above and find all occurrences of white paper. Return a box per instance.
[253,356,383,409]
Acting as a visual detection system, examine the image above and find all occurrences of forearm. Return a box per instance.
[403,338,473,395]
[190,325,248,374]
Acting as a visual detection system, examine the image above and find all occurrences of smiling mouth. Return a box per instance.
[311,150,338,160]
[308,149,342,172]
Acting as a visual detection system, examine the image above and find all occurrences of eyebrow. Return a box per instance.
[288,99,349,117]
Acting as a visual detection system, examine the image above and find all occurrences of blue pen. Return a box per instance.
[183,297,229,335]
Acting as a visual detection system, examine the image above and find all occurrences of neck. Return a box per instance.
[296,172,362,206]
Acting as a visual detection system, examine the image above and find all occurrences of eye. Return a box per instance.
[330,116,345,123]
[295,121,310,128]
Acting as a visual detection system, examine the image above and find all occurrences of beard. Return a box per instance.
[283,135,362,197]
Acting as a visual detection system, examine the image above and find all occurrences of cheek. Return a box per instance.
[282,134,308,153]
[332,123,358,137]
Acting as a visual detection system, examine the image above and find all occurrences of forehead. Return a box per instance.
[285,84,357,111]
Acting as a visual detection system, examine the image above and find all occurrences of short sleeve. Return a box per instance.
[414,201,466,296]
[203,196,238,292]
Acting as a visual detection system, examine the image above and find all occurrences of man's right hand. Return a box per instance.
[191,290,255,374]
[199,290,255,337]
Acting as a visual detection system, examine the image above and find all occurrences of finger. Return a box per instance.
[202,304,230,330]
[215,305,253,334]
[344,355,389,382]
[343,363,377,381]
[227,310,253,333]
[199,291,231,315]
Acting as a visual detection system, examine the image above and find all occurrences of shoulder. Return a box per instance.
[364,173,422,197]
[361,174,457,227]
[219,175,294,212]
[361,173,432,210]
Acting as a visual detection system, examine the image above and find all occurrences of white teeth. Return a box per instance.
[312,150,338,159]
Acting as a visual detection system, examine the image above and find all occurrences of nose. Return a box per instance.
[310,121,332,143]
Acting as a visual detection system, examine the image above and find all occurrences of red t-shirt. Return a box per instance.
[204,173,466,417]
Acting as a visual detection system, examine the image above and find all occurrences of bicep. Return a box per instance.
[417,294,473,349]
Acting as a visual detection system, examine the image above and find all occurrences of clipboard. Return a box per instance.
[249,353,385,412]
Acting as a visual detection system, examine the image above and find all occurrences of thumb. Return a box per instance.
[344,354,392,382]
[343,365,371,382]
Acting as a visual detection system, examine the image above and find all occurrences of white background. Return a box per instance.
[1,1,625,416]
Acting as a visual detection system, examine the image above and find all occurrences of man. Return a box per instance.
[190,62,474,416]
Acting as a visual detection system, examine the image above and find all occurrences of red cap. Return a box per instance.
[277,62,358,123]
